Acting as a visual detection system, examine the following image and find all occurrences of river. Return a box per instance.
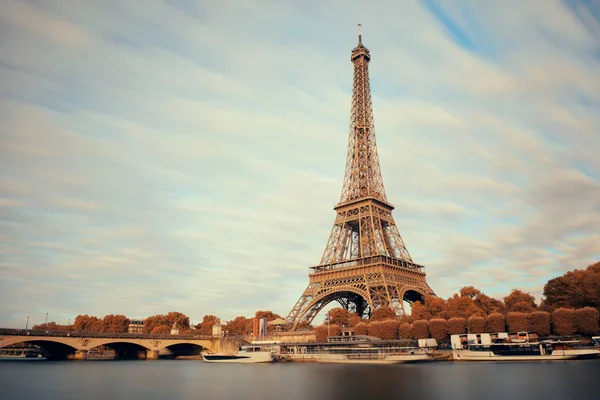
[1,360,599,400]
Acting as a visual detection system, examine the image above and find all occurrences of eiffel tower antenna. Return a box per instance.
[286,28,435,330]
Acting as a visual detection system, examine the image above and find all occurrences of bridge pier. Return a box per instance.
[73,350,88,361]
[146,350,159,360]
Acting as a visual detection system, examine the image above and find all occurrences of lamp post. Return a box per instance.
[45,313,48,326]
[327,311,331,338]
[25,316,29,330]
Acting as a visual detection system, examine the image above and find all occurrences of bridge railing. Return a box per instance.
[0,328,214,340]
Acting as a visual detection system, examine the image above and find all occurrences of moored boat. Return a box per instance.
[0,347,46,361]
[451,332,600,362]
[282,335,437,364]
[202,341,279,363]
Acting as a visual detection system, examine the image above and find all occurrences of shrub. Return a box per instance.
[506,312,528,332]
[368,319,398,340]
[412,320,428,339]
[527,311,551,336]
[467,315,485,333]
[428,318,448,341]
[486,313,506,332]
[552,308,576,336]
[354,322,368,336]
[448,318,467,335]
[315,324,340,342]
[398,323,413,339]
[574,307,600,335]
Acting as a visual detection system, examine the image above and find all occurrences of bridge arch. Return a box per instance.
[0,337,78,360]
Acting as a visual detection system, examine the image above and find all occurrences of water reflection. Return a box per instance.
[0,360,599,400]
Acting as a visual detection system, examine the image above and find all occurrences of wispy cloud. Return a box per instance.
[1,0,598,327]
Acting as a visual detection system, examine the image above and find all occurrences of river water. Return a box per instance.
[1,360,599,400]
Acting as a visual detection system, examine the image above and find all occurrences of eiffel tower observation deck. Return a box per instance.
[286,26,435,331]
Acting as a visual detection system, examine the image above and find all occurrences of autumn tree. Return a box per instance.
[428,319,448,341]
[102,314,130,333]
[32,322,71,331]
[399,323,413,339]
[327,308,352,327]
[467,315,485,334]
[504,289,537,313]
[543,262,600,312]
[409,301,431,321]
[224,316,252,336]
[410,296,448,321]
[506,312,529,332]
[412,320,428,339]
[368,320,398,340]
[354,322,368,336]
[573,307,600,335]
[166,312,190,330]
[552,308,576,336]
[315,324,340,342]
[527,311,551,336]
[370,307,396,321]
[255,310,283,333]
[72,315,103,332]
[448,318,467,335]
[150,325,171,334]
[196,315,220,335]
[486,313,506,333]
[445,294,484,319]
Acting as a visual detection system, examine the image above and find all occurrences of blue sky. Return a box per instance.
[1,0,599,328]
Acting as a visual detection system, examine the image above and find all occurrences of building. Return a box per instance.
[128,319,144,334]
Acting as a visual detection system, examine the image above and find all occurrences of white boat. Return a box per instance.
[451,332,600,362]
[0,348,46,361]
[202,341,279,363]
[283,336,436,364]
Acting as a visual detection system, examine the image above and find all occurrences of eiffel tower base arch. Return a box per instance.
[287,259,435,330]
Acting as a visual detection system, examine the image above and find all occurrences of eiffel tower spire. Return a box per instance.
[285,27,435,331]
[320,28,412,265]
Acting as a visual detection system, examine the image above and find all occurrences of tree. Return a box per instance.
[504,289,537,312]
[327,308,352,327]
[543,262,600,312]
[409,301,431,321]
[196,315,220,335]
[506,312,528,332]
[527,311,551,336]
[486,313,506,333]
[32,321,70,331]
[315,324,339,342]
[410,296,447,321]
[224,316,252,336]
[368,320,398,340]
[166,312,190,330]
[103,314,129,333]
[467,315,485,334]
[448,318,467,335]
[370,307,396,321]
[412,320,428,339]
[150,324,171,334]
[72,315,103,332]
[399,323,413,339]
[445,294,484,319]
[573,307,600,336]
[428,319,449,341]
[255,310,282,333]
[552,308,576,336]
[354,322,368,336]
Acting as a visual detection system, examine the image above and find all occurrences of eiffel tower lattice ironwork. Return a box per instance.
[286,26,435,331]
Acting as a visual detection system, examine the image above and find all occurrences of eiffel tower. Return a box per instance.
[286,26,435,330]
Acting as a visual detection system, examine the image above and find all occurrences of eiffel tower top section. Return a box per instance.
[339,24,389,207]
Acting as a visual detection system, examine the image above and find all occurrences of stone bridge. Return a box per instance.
[0,328,237,360]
